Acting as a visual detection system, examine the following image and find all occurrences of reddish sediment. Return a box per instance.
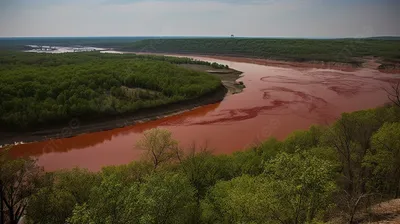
[205,55,359,72]
[8,55,400,171]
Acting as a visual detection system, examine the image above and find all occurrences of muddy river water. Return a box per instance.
[9,55,400,171]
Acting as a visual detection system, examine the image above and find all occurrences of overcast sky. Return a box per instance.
[0,0,399,38]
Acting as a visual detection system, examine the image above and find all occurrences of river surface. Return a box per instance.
[9,55,400,171]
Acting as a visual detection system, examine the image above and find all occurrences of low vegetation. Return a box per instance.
[0,52,229,131]
[121,38,400,66]
[1,104,400,224]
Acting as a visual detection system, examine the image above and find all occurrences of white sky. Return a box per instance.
[0,0,399,37]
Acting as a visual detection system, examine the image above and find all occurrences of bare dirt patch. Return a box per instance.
[366,199,400,224]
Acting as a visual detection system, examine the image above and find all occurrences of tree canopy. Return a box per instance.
[0,52,226,131]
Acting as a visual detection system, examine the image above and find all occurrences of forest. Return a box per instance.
[1,104,400,224]
[0,52,228,131]
[121,38,400,66]
[2,37,399,66]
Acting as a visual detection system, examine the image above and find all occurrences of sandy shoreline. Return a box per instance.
[133,51,400,74]
[203,55,400,74]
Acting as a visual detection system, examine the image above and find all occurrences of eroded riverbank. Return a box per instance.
[8,55,400,171]
[0,84,229,146]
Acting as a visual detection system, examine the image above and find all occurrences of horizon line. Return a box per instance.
[0,35,399,39]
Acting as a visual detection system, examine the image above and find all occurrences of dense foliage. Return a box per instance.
[1,105,399,224]
[121,38,400,66]
[0,52,227,131]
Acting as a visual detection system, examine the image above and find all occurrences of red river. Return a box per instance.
[9,56,400,171]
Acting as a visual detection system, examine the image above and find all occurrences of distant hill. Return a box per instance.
[1,37,399,65]
[366,36,400,40]
[0,36,157,50]
[0,36,223,50]
[1,36,399,50]
[119,38,400,65]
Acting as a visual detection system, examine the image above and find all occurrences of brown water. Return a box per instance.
[9,56,400,171]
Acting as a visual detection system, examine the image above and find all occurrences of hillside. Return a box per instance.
[2,104,400,224]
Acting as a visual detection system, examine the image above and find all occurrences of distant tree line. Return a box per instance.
[0,52,227,131]
[120,38,400,66]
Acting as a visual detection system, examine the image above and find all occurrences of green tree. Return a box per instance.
[202,152,336,224]
[100,161,153,184]
[363,122,400,197]
[202,175,275,224]
[139,173,196,224]
[231,149,263,176]
[0,153,43,224]
[257,137,284,162]
[68,172,196,224]
[283,125,324,153]
[53,168,100,204]
[136,128,181,169]
[179,147,238,222]
[26,168,100,224]
[322,110,380,197]
[0,52,222,131]
[68,174,142,224]
[264,152,337,223]
[320,110,388,222]
[27,185,76,224]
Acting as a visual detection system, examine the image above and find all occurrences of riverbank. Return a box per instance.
[208,55,400,74]
[132,51,400,73]
[4,53,397,148]
[7,54,399,171]
[121,38,400,68]
[178,64,244,94]
[0,84,230,146]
